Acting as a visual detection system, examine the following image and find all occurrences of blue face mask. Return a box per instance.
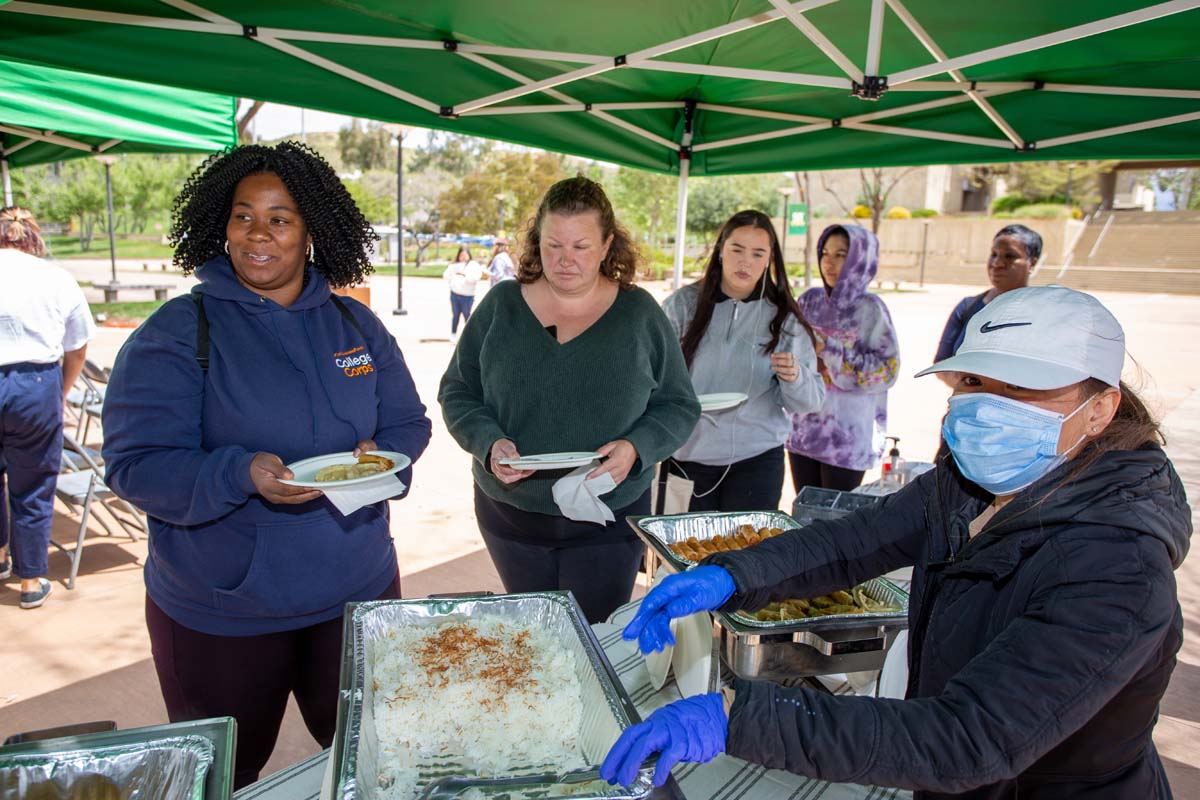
[942,392,1094,496]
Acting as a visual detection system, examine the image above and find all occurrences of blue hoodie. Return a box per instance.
[102,257,432,636]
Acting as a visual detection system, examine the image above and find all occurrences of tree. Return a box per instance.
[612,167,676,250]
[435,150,564,235]
[820,167,917,234]
[41,159,108,251]
[685,173,779,243]
[114,154,196,233]
[1149,168,1200,210]
[990,160,1116,209]
[409,131,496,177]
[337,119,395,172]
[343,174,395,225]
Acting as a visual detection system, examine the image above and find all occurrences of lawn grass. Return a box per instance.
[47,235,175,260]
[91,301,164,322]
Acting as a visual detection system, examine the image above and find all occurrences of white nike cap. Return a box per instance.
[916,285,1125,390]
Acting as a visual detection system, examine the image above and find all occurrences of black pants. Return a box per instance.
[474,485,648,624]
[145,573,402,789]
[788,452,865,493]
[664,445,785,513]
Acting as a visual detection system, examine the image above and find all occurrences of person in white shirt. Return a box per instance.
[0,207,96,609]
[443,245,485,343]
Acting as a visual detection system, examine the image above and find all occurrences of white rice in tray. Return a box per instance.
[372,615,586,798]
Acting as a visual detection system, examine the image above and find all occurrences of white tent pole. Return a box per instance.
[672,158,690,292]
[458,52,677,151]
[634,60,852,90]
[885,0,1024,147]
[1042,83,1200,100]
[768,0,865,82]
[695,103,826,123]
[865,0,885,76]
[692,123,826,153]
[889,0,1200,86]
[1037,110,1200,149]
[0,124,94,152]
[842,121,1012,148]
[2,156,12,207]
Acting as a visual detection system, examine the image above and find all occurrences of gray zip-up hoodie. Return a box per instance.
[662,282,824,465]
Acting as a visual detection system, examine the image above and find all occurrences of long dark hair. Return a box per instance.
[679,210,814,368]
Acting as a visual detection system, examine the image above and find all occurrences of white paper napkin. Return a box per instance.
[551,462,616,524]
[321,475,406,516]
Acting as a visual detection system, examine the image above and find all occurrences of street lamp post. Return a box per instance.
[95,154,118,286]
[391,131,407,316]
[494,193,506,236]
[777,186,794,278]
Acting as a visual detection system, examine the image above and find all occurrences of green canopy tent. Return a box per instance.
[2,0,1196,286]
[0,56,236,281]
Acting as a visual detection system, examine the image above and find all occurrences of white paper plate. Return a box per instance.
[279,451,410,488]
[671,611,713,698]
[698,392,748,412]
[644,616,676,691]
[498,451,600,470]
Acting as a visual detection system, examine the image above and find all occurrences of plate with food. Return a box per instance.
[497,451,600,470]
[279,451,410,488]
[698,392,748,412]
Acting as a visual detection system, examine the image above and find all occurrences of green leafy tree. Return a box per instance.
[612,167,676,250]
[337,120,395,172]
[1150,168,1200,210]
[41,159,108,251]
[991,160,1116,209]
[686,173,779,242]
[435,150,564,236]
[344,174,395,225]
[409,132,496,177]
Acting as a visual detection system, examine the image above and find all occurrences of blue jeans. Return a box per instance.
[0,362,63,578]
[450,292,475,334]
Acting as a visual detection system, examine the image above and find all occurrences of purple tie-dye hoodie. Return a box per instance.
[786,225,900,471]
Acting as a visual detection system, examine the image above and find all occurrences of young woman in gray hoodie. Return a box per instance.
[661,210,825,512]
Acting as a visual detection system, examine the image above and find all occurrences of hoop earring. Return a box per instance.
[223,240,230,256]
[307,243,315,263]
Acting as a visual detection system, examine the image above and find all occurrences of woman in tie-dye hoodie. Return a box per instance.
[786,224,899,491]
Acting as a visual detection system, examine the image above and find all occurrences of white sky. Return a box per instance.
[248,101,431,145]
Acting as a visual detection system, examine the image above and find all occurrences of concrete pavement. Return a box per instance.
[2,260,1198,790]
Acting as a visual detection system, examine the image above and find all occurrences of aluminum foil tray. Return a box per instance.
[717,577,910,679]
[0,734,213,800]
[332,592,655,800]
[630,510,801,573]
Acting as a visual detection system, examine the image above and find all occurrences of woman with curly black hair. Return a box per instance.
[101,142,432,788]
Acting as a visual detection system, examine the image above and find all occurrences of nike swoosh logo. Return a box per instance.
[979,321,1032,333]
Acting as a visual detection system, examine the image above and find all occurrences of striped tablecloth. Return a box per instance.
[235,601,910,800]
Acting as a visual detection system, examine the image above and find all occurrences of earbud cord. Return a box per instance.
[677,264,770,499]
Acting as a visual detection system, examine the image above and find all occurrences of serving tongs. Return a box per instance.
[414,759,655,800]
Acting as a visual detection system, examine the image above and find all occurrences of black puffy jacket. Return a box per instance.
[708,444,1191,799]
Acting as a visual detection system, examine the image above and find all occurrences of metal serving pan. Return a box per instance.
[331,592,655,800]
[0,717,232,800]
[629,512,909,678]
[716,577,909,679]
[631,510,801,574]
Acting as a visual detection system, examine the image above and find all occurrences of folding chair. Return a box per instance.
[65,360,112,444]
[54,432,147,589]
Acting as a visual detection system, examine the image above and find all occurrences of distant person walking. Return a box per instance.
[488,238,516,286]
[443,245,484,342]
[0,206,96,609]
[933,224,1041,385]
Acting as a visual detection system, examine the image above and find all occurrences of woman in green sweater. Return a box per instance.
[439,177,700,622]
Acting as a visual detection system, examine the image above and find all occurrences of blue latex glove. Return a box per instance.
[622,565,736,654]
[600,693,728,787]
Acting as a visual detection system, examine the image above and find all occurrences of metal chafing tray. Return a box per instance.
[0,717,234,800]
[632,510,800,573]
[331,592,655,800]
[630,512,909,679]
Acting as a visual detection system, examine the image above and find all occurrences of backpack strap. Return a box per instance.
[330,292,368,339]
[193,294,210,374]
[193,292,364,376]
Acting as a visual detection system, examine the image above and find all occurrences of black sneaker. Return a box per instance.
[19,578,52,609]
[0,559,10,580]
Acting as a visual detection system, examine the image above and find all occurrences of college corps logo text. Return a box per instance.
[333,346,374,377]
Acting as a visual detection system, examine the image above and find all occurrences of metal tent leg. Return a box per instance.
[671,159,690,291]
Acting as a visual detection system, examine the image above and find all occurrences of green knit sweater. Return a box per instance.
[439,280,700,516]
